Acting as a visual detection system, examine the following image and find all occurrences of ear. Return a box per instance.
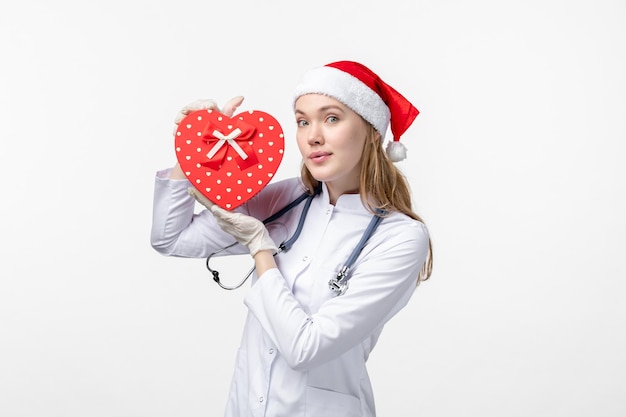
[372,130,382,144]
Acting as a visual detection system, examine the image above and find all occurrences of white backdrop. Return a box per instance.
[1,0,625,416]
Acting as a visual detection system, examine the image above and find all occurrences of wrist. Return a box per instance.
[169,163,187,180]
[253,250,277,277]
[249,233,278,260]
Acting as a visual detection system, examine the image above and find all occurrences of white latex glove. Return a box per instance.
[188,188,278,257]
[173,96,245,135]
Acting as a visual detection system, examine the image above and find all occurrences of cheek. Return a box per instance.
[340,127,367,156]
[295,132,307,155]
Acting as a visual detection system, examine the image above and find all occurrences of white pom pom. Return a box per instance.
[386,141,407,162]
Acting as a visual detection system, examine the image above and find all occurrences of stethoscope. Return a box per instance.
[206,183,386,296]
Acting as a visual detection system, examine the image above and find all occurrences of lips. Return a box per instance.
[309,151,332,163]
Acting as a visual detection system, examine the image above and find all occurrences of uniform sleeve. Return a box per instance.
[150,170,306,258]
[243,221,430,371]
[150,168,245,258]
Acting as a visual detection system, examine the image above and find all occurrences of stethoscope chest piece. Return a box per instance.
[328,266,350,296]
[327,209,386,296]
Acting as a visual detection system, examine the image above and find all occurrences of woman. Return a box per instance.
[151,61,433,416]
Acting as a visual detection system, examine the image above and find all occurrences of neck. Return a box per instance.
[325,181,360,205]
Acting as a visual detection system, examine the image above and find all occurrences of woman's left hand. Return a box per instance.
[188,188,278,257]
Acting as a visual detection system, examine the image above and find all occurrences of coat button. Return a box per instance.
[259,396,264,403]
[269,348,274,354]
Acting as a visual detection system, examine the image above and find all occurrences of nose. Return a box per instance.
[307,123,324,145]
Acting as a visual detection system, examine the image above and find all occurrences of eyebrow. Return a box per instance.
[295,105,345,115]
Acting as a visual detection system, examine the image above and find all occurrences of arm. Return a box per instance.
[244,221,430,370]
[150,97,248,257]
[168,162,186,180]
[150,168,246,258]
[253,250,278,277]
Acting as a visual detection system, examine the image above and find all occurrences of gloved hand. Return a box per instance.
[173,96,245,134]
[188,188,278,257]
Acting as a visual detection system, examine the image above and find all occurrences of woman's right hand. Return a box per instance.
[169,96,245,179]
[172,96,245,133]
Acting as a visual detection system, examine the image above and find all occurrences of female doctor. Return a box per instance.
[151,61,433,417]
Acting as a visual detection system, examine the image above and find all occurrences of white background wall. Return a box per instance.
[1,0,625,416]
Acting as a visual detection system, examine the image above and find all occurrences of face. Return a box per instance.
[294,94,369,201]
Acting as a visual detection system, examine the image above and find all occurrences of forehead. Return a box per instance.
[294,94,351,113]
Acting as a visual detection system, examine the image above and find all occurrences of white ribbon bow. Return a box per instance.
[206,128,249,161]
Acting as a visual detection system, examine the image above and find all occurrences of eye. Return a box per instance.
[297,119,309,127]
[326,115,339,123]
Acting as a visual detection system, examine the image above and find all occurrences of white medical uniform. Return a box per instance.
[151,169,430,417]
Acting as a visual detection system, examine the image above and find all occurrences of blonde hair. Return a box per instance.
[300,124,433,283]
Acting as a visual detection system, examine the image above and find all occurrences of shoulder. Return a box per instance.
[383,211,429,235]
[375,211,430,257]
[244,177,309,218]
[261,177,308,195]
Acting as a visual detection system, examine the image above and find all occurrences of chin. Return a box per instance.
[306,167,334,183]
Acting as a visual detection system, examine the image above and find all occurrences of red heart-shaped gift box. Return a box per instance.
[175,109,285,210]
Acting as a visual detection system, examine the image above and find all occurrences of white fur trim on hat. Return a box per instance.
[293,66,391,140]
[385,140,407,162]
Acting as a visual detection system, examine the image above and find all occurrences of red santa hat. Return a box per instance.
[293,60,419,162]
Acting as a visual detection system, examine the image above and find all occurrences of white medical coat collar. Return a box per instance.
[320,182,371,213]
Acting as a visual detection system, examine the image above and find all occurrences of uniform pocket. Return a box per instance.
[305,386,362,416]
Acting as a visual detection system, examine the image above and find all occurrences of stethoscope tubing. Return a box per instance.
[206,184,385,295]
[207,186,320,290]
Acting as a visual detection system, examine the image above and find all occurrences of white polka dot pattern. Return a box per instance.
[175,109,285,210]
